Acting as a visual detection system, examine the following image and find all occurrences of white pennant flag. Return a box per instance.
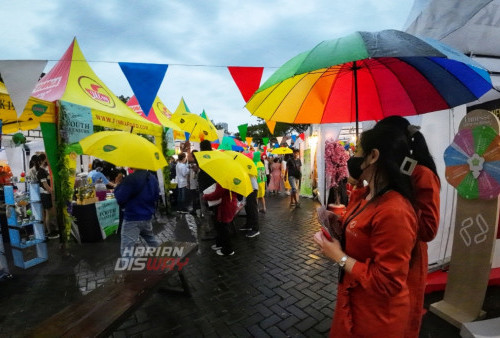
[286,138,292,146]
[276,136,283,145]
[0,60,48,118]
[216,129,225,143]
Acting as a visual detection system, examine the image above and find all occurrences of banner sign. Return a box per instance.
[60,101,93,144]
[95,199,120,238]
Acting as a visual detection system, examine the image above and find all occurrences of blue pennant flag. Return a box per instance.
[184,132,190,141]
[119,62,168,117]
[291,135,297,142]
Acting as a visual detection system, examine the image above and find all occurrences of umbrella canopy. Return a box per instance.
[271,147,293,155]
[247,29,492,135]
[213,136,248,151]
[223,150,258,176]
[67,131,167,171]
[194,151,253,196]
[171,112,218,142]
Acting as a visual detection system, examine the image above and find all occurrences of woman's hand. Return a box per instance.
[313,231,344,263]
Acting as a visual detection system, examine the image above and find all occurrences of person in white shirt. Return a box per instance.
[176,152,190,213]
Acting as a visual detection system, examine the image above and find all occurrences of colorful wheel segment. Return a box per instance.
[444,125,500,200]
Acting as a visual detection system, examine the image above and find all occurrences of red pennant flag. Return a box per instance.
[299,133,305,141]
[228,66,264,102]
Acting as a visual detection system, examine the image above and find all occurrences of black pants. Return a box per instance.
[244,190,259,231]
[214,221,233,254]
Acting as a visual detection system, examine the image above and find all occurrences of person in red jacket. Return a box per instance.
[314,125,418,337]
[203,183,238,256]
[375,116,440,338]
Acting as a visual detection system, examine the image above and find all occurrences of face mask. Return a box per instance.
[347,156,364,180]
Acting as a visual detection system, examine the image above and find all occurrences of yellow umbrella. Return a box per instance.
[223,150,258,176]
[171,112,218,142]
[67,131,167,171]
[271,147,293,155]
[194,151,253,196]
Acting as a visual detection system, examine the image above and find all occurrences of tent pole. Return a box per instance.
[353,61,359,139]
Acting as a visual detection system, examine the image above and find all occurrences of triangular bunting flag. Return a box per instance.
[201,110,208,119]
[0,60,48,118]
[291,135,297,142]
[286,139,292,146]
[238,124,248,140]
[216,129,225,143]
[174,97,191,115]
[246,137,253,145]
[119,62,168,117]
[227,66,264,103]
[299,133,305,141]
[184,132,191,141]
[262,137,269,146]
[265,120,276,135]
[277,136,283,145]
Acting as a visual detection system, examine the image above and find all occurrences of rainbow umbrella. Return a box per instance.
[444,125,500,200]
[247,29,492,137]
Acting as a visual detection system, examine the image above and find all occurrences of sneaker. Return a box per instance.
[211,244,222,250]
[239,226,252,231]
[259,209,266,213]
[216,249,234,256]
[47,232,60,239]
[246,230,260,238]
[289,203,295,207]
[295,202,301,208]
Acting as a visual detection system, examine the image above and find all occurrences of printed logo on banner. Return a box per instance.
[78,76,116,108]
[157,101,171,118]
[32,104,48,117]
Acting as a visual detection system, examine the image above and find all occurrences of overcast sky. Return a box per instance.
[1,1,413,133]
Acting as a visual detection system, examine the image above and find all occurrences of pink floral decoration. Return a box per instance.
[325,138,349,189]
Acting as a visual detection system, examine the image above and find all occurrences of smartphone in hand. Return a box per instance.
[317,206,342,241]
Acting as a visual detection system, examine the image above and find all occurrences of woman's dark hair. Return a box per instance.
[191,150,199,166]
[29,154,39,169]
[92,159,103,171]
[375,116,439,181]
[200,140,212,151]
[273,158,279,163]
[35,153,47,171]
[178,152,186,161]
[360,125,414,202]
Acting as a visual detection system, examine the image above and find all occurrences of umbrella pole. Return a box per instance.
[353,61,360,139]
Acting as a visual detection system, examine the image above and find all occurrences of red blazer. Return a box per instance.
[405,165,440,338]
[203,183,238,223]
[331,189,417,337]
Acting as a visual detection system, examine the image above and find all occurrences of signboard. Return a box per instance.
[430,110,500,326]
[95,199,120,238]
[60,101,93,144]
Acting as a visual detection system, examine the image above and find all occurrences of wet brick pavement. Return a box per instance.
[1,193,498,337]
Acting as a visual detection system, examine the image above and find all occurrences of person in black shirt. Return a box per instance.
[36,153,59,239]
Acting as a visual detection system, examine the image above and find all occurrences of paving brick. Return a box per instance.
[294,316,319,332]
[260,314,281,329]
[277,315,301,331]
[265,326,288,338]
[248,324,271,338]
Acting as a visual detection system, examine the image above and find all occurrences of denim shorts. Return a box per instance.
[288,176,298,192]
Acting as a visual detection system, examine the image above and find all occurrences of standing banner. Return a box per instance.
[60,101,93,144]
[95,199,120,238]
[300,148,313,197]
[430,109,500,326]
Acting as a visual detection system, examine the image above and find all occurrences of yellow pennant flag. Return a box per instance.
[246,137,253,145]
[266,120,276,135]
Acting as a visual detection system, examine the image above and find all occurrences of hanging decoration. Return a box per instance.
[228,66,264,103]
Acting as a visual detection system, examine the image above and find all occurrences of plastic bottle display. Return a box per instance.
[95,180,107,201]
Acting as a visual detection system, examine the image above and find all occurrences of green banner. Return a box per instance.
[95,199,120,238]
[300,149,313,197]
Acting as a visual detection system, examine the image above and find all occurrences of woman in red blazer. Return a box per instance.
[375,116,441,338]
[315,125,418,337]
